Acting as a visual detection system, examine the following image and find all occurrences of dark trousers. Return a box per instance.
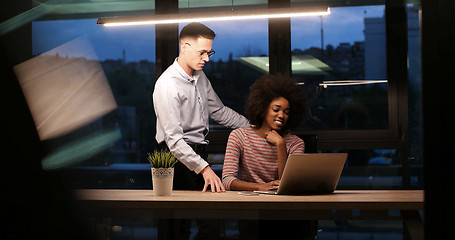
[157,142,208,191]
[157,143,223,240]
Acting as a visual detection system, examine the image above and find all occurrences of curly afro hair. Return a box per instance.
[245,74,307,132]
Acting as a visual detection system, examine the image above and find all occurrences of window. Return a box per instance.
[28,1,420,191]
[291,5,388,131]
[178,0,267,8]
[334,149,405,189]
[188,20,269,129]
[32,19,157,187]
[23,1,422,238]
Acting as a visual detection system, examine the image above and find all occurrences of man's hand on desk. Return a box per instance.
[200,166,226,193]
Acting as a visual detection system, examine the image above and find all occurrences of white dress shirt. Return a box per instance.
[153,59,249,173]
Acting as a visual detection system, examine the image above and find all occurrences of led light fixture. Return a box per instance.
[320,80,388,87]
[97,6,330,27]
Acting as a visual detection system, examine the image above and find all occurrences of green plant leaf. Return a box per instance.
[147,149,178,168]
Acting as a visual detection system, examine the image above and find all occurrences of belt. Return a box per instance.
[158,142,209,163]
[158,142,207,153]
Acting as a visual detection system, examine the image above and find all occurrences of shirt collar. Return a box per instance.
[173,58,201,83]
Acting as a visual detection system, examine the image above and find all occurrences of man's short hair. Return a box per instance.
[179,22,216,42]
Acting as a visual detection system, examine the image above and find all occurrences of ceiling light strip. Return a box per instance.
[320,80,388,87]
[97,6,330,27]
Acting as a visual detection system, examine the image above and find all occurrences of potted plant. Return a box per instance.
[147,150,179,196]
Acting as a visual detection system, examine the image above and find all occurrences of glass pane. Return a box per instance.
[407,2,423,189]
[32,0,155,15]
[32,19,156,188]
[213,148,405,189]
[328,149,404,189]
[291,5,389,130]
[180,20,268,130]
[33,19,156,62]
[213,146,407,238]
[178,0,267,8]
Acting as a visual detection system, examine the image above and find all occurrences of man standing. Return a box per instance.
[153,22,249,239]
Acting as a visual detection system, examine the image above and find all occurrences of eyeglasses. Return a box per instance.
[185,43,215,58]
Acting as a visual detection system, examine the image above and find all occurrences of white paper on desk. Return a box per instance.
[238,191,260,196]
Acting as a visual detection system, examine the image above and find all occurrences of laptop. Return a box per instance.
[254,153,347,195]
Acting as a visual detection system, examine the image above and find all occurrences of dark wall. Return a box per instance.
[422,0,455,239]
[1,2,90,239]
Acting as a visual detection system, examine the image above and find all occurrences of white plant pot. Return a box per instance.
[151,167,174,196]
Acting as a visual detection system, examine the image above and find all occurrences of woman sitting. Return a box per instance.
[222,74,317,240]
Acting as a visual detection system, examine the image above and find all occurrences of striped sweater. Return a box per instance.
[222,127,305,190]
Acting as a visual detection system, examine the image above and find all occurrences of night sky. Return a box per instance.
[32,6,384,62]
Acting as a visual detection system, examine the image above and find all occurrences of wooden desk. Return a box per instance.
[75,189,423,239]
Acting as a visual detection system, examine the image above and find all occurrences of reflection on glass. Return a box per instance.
[15,37,120,169]
[183,20,268,129]
[291,5,389,131]
[208,148,410,190]
[15,37,117,140]
[324,149,410,189]
[178,0,267,9]
[32,19,156,171]
[238,55,331,74]
[407,3,422,189]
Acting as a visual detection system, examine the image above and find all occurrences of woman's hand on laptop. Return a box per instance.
[257,180,280,191]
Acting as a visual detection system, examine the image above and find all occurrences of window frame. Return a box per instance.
[208,0,407,150]
[32,0,413,188]
[206,0,411,187]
